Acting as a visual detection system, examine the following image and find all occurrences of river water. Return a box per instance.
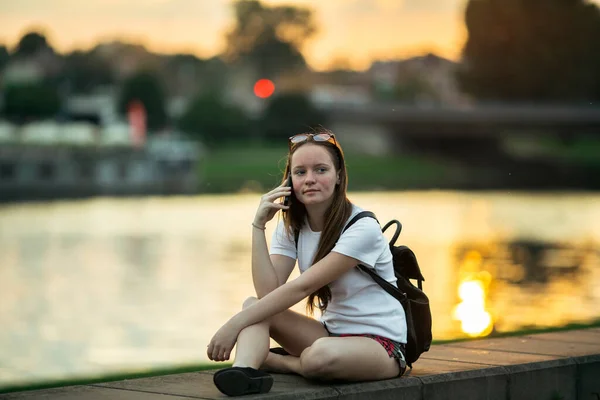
[1,191,599,388]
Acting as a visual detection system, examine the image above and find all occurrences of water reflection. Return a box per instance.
[453,240,600,335]
[453,272,494,337]
[0,192,599,388]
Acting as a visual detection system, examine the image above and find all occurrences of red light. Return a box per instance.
[254,79,275,98]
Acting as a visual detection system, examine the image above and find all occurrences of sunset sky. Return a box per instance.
[1,0,599,71]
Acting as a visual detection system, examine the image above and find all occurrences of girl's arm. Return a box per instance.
[208,250,359,361]
[250,183,293,298]
[251,226,295,298]
[241,250,357,325]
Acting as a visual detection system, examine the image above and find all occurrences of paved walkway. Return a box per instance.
[3,328,600,400]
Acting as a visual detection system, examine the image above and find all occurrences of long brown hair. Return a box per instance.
[281,128,353,314]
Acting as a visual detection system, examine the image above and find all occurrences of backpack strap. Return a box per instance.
[342,212,408,297]
[382,220,402,247]
[342,211,378,233]
[358,264,407,304]
[343,212,407,299]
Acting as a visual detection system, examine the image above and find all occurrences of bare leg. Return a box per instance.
[300,336,401,381]
[231,297,328,371]
[232,319,270,369]
[261,352,302,374]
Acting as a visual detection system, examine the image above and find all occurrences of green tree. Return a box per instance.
[61,51,114,94]
[13,31,54,58]
[117,71,168,131]
[458,0,600,102]
[2,82,61,122]
[160,53,227,99]
[0,45,9,70]
[177,93,250,145]
[260,93,327,140]
[224,0,316,77]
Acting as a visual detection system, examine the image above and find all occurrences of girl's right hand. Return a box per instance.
[254,183,291,227]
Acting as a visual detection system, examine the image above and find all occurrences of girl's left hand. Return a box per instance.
[207,319,241,362]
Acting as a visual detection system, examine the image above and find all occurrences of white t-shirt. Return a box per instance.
[269,205,407,343]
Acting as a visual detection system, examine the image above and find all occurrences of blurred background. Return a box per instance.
[1,0,600,392]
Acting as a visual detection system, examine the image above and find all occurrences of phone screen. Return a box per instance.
[283,175,292,207]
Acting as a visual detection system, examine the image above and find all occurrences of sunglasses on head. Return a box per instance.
[288,132,336,150]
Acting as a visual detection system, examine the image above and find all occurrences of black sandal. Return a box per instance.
[213,366,274,397]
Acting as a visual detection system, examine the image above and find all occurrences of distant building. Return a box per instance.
[66,90,120,126]
[0,121,205,202]
[310,84,371,108]
[308,69,372,108]
[369,53,472,107]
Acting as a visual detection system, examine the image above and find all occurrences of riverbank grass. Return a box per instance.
[198,144,465,193]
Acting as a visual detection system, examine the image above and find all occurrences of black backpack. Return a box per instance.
[296,211,432,368]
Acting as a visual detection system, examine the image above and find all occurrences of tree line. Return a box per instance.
[0,0,326,145]
[458,0,600,103]
[1,0,599,146]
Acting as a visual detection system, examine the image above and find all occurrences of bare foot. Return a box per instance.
[260,352,296,374]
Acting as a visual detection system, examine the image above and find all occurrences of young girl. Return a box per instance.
[207,130,407,397]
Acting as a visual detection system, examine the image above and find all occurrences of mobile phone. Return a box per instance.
[283,175,292,207]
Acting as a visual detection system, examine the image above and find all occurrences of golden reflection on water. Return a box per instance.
[0,191,599,388]
[452,269,494,337]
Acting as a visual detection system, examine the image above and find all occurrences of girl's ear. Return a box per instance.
[336,173,341,185]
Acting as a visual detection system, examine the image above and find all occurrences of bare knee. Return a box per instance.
[300,338,338,379]
[242,296,258,310]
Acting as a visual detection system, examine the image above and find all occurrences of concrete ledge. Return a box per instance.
[331,376,422,400]
[574,354,600,400]
[418,366,507,400]
[3,329,600,400]
[0,385,194,399]
[505,358,577,400]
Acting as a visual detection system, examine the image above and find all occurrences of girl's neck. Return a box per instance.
[304,196,335,232]
[306,206,327,232]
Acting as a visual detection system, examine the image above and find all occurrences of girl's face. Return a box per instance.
[290,143,340,208]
